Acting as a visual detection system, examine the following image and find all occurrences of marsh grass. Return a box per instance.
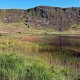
[0,53,66,80]
[0,37,80,80]
[0,53,79,80]
[0,38,39,54]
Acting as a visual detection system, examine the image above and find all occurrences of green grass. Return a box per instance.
[0,53,80,80]
[0,36,80,80]
[0,53,66,80]
[0,22,5,27]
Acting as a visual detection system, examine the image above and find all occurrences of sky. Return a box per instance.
[0,0,80,9]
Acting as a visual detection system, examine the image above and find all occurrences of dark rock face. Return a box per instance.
[0,6,80,31]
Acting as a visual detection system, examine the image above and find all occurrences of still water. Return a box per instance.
[43,35,80,56]
[38,35,80,71]
[23,35,80,71]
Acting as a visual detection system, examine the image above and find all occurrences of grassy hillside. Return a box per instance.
[0,22,80,39]
[0,6,80,32]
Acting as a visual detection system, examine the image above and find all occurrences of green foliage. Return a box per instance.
[1,53,79,80]
[0,39,39,54]
[0,53,53,80]
[0,37,80,80]
[2,52,79,80]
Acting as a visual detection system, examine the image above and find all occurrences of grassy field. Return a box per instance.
[0,38,64,80]
[0,36,80,80]
[0,22,80,80]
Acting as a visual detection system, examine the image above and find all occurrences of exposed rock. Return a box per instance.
[0,6,80,31]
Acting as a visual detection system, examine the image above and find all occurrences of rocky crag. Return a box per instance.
[0,6,80,31]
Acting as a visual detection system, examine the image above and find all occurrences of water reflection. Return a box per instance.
[40,35,80,71]
[46,35,80,48]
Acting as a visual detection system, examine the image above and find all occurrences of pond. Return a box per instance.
[22,34,80,72]
[37,35,80,71]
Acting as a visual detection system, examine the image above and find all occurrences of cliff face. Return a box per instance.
[0,6,80,31]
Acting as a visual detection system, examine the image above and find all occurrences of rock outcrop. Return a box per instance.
[0,6,80,31]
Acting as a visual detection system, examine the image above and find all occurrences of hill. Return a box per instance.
[0,6,80,36]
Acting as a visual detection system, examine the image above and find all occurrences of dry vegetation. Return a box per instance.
[0,35,80,80]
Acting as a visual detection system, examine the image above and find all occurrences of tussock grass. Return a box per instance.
[0,39,39,54]
[0,37,80,80]
[0,53,79,80]
[0,53,65,80]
